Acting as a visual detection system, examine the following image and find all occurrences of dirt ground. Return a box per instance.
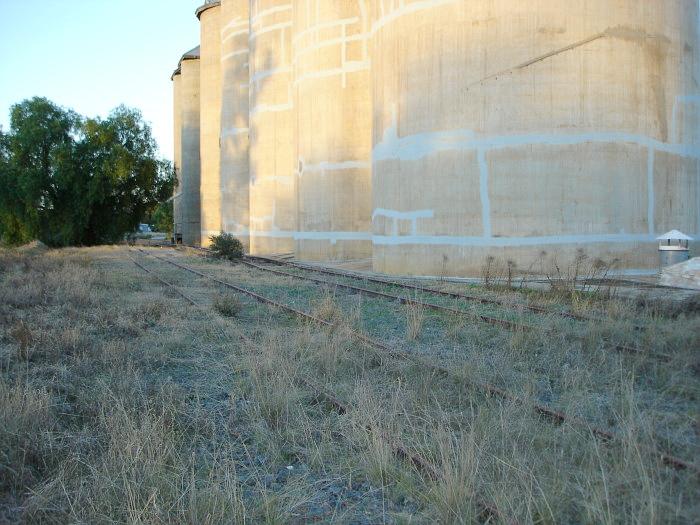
[1,246,698,523]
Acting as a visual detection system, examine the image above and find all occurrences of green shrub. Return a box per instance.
[209,233,244,260]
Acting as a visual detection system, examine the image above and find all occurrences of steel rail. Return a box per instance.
[246,254,595,321]
[192,247,652,333]
[239,259,667,362]
[141,249,695,473]
[299,377,515,524]
[126,251,199,306]
[128,249,510,522]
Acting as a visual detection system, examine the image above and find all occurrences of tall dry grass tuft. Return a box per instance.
[405,300,425,341]
[432,428,481,524]
[246,333,305,430]
[0,380,56,493]
[311,289,344,324]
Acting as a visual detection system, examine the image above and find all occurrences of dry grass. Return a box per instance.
[0,246,698,523]
[405,300,425,340]
[213,293,243,318]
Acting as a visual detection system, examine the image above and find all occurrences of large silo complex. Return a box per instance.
[220,0,250,250]
[248,0,296,255]
[370,0,700,276]
[172,68,183,241]
[197,1,223,246]
[293,0,372,261]
[172,0,698,277]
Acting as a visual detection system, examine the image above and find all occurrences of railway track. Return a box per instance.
[180,246,662,361]
[238,258,665,361]
[127,248,511,523]
[137,248,695,473]
[185,245,653,332]
[248,254,595,322]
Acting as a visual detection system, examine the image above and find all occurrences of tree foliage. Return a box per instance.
[150,200,174,236]
[0,97,174,246]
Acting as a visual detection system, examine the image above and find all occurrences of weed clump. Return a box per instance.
[209,233,244,260]
[213,294,243,318]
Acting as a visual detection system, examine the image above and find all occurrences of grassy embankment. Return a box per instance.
[0,246,698,523]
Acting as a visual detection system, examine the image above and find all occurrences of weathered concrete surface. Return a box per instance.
[293,0,372,261]
[370,0,700,276]
[220,0,250,251]
[199,2,223,246]
[172,70,183,240]
[248,0,297,255]
[180,53,202,247]
[660,257,700,290]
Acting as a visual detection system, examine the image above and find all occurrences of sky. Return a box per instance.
[0,0,202,161]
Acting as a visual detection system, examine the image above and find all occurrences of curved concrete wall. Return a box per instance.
[248,0,296,255]
[220,0,250,250]
[293,0,372,261]
[172,71,183,239]
[370,0,700,276]
[199,2,223,246]
[180,56,202,246]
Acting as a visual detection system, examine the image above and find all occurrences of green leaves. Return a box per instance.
[0,98,175,247]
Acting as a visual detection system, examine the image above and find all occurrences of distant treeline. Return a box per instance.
[0,97,175,247]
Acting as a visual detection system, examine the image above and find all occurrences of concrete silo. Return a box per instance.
[179,47,202,246]
[197,1,222,246]
[293,0,372,261]
[220,0,250,251]
[370,0,700,276]
[248,0,296,255]
[172,67,183,242]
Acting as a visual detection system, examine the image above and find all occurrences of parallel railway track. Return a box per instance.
[127,248,512,523]
[239,258,666,361]
[137,248,696,473]
[179,246,666,361]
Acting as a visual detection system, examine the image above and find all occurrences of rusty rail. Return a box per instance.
[247,254,594,321]
[140,248,695,473]
[239,258,667,361]
[128,249,511,522]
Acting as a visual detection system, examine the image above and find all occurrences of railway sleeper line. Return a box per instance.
[183,246,651,345]
[245,254,615,324]
[127,249,511,523]
[238,258,666,362]
[139,248,696,474]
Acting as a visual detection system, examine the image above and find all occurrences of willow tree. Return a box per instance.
[0,98,174,246]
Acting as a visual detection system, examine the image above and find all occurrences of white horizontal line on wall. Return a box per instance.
[300,160,370,175]
[372,0,459,35]
[294,60,369,85]
[251,4,292,26]
[373,126,700,162]
[370,233,696,247]
[250,231,372,244]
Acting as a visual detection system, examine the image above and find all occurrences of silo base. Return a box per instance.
[372,242,661,279]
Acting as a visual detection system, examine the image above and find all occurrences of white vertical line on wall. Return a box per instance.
[647,147,655,235]
[478,149,492,238]
[341,24,347,88]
